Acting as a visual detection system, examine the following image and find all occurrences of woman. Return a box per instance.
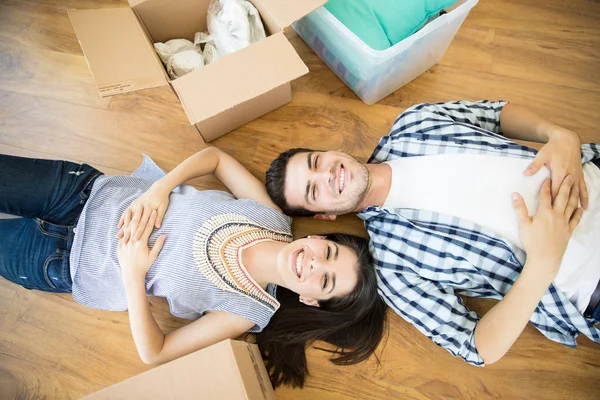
[0,148,387,388]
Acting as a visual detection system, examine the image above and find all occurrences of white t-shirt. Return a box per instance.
[383,154,600,313]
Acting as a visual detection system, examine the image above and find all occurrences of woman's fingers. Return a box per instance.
[150,234,167,262]
[134,206,152,240]
[156,206,166,229]
[141,210,157,241]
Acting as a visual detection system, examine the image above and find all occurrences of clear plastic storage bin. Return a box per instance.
[293,0,479,105]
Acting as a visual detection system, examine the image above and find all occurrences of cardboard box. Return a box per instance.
[83,339,276,400]
[68,0,326,142]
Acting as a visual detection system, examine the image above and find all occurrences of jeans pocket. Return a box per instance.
[43,253,71,293]
[36,219,68,240]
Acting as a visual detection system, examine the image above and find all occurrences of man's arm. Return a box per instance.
[499,103,588,208]
[474,177,582,364]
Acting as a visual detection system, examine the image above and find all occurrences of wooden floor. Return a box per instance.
[0,0,599,398]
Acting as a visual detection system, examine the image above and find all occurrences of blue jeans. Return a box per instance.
[0,155,102,293]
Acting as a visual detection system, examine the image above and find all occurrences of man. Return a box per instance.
[265,100,600,366]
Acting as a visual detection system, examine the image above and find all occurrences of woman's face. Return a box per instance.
[276,236,359,306]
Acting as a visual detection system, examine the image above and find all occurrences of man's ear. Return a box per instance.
[314,214,337,221]
[299,296,320,307]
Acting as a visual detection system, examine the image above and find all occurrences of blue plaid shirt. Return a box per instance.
[358,101,600,365]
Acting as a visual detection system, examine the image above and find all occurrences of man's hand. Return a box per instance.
[524,129,588,209]
[118,207,166,283]
[512,176,583,277]
[118,181,171,240]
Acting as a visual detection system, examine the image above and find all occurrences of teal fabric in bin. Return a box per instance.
[324,0,457,50]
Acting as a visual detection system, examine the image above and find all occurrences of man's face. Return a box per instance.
[283,151,369,215]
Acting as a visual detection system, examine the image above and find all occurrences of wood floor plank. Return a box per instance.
[492,28,600,92]
[438,25,495,73]
[0,353,103,400]
[0,37,109,109]
[0,0,83,56]
[9,0,128,10]
[276,358,450,400]
[106,86,193,127]
[467,0,600,35]
[0,289,153,386]
[374,64,600,143]
[295,310,600,400]
[0,90,203,173]
[0,143,130,176]
[0,280,17,327]
[0,0,599,399]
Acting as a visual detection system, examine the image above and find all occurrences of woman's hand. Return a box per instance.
[118,205,166,283]
[524,129,588,209]
[512,176,583,279]
[118,181,171,240]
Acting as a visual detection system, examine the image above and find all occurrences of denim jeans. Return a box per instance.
[0,155,102,293]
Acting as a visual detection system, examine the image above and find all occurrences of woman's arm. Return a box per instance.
[119,147,280,239]
[125,279,253,364]
[118,207,254,364]
[155,146,279,209]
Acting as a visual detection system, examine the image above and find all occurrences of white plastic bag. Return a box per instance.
[154,39,205,79]
[206,0,266,59]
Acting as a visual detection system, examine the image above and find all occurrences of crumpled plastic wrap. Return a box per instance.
[154,39,205,79]
[202,0,266,63]
[194,31,221,65]
[153,0,266,77]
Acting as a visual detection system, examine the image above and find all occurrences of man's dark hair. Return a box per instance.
[265,148,318,216]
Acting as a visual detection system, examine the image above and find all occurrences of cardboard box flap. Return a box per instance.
[172,32,308,125]
[69,8,166,97]
[255,0,327,30]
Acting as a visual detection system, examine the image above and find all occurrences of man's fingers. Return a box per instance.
[553,175,574,213]
[150,234,167,261]
[524,158,544,176]
[579,179,589,210]
[564,183,579,219]
[569,208,584,233]
[512,192,531,225]
[550,169,567,199]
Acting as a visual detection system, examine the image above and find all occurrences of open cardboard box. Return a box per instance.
[69,0,326,142]
[83,339,276,400]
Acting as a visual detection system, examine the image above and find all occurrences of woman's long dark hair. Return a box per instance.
[255,233,388,388]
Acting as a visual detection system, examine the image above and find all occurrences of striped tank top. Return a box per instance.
[69,155,293,332]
